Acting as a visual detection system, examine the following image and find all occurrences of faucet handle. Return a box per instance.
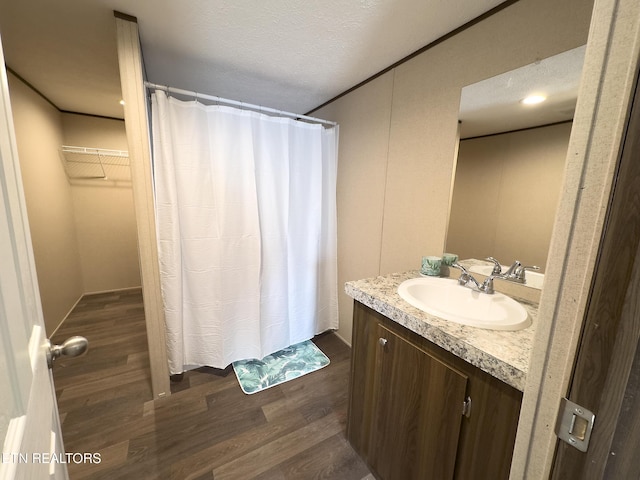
[451,261,465,271]
[515,265,540,281]
[451,262,468,283]
[480,275,497,294]
[485,257,502,275]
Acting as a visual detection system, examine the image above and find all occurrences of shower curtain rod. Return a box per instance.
[144,82,337,127]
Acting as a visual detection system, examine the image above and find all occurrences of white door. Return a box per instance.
[0,36,68,480]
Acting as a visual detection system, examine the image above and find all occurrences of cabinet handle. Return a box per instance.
[379,337,388,347]
[462,396,472,418]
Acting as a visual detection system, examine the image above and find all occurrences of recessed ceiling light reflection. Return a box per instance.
[521,94,546,105]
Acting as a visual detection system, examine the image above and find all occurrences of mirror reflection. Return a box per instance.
[446,46,586,282]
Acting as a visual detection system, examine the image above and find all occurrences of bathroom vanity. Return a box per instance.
[345,271,536,480]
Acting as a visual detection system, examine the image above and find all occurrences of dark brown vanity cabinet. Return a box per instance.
[348,301,523,480]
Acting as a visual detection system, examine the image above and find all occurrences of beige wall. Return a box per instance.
[314,0,593,344]
[8,73,141,332]
[7,73,84,334]
[62,113,141,293]
[447,123,572,272]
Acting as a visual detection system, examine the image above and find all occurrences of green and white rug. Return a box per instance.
[232,340,330,394]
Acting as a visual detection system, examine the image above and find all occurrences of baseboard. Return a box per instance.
[333,330,352,348]
[49,293,84,337]
[83,285,142,296]
[49,286,143,337]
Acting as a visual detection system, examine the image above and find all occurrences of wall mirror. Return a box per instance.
[446,45,586,287]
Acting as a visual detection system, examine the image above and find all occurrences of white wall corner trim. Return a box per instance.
[114,13,171,399]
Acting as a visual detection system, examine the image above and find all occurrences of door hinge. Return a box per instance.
[555,397,595,452]
[462,396,472,418]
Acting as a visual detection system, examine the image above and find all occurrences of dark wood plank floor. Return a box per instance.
[51,289,372,480]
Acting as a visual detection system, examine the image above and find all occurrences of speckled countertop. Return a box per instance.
[345,271,537,391]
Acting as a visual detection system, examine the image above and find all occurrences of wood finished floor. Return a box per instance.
[51,289,372,480]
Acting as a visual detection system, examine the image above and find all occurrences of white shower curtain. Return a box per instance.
[151,90,339,374]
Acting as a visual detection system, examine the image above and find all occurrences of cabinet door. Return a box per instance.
[370,324,468,480]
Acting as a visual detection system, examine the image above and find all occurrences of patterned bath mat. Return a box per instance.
[232,340,330,394]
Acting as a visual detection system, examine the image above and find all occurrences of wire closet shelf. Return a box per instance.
[60,145,130,181]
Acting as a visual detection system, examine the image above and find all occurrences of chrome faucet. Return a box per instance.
[503,260,522,277]
[485,257,503,275]
[485,257,539,284]
[513,264,540,283]
[452,262,499,294]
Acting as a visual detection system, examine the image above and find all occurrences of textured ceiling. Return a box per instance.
[459,45,586,138]
[0,0,508,120]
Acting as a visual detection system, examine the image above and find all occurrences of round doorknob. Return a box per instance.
[379,337,388,347]
[46,336,88,368]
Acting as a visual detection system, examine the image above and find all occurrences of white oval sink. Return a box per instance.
[397,277,531,331]
[469,265,545,290]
